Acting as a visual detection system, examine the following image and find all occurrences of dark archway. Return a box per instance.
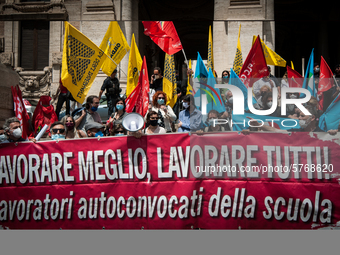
[275,0,340,77]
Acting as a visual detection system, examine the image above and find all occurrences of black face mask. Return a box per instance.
[149,119,158,126]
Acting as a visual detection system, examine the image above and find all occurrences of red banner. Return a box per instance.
[1,132,340,229]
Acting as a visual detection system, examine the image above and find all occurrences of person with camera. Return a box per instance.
[99,69,121,116]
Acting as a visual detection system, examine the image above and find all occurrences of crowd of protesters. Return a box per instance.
[2,63,340,144]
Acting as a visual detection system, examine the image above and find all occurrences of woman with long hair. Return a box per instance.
[146,91,177,132]
[62,115,86,139]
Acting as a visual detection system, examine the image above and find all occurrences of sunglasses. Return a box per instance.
[52,128,65,133]
[158,97,165,99]
[115,130,124,134]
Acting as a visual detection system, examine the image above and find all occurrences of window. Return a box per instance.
[20,20,49,70]
[230,0,261,6]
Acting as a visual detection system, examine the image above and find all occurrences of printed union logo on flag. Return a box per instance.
[67,35,95,86]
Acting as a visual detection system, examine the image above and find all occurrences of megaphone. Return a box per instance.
[122,112,145,132]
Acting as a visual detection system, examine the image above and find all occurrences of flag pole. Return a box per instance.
[182,49,188,67]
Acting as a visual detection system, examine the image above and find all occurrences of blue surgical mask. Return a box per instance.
[91,106,98,112]
[116,104,124,111]
[0,134,7,142]
[157,99,165,105]
[51,134,65,140]
[115,133,124,137]
[183,102,189,108]
[223,75,229,79]
[95,131,104,137]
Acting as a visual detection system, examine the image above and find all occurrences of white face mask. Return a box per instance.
[183,102,189,109]
[228,97,233,104]
[290,94,298,99]
[299,117,311,129]
[12,128,22,139]
[267,101,273,108]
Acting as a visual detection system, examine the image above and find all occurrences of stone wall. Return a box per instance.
[0,63,19,127]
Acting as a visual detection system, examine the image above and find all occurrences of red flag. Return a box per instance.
[287,66,303,88]
[142,21,183,55]
[125,56,150,116]
[11,85,30,139]
[32,96,58,135]
[319,56,334,93]
[239,35,269,87]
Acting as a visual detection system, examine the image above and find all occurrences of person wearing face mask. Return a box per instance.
[74,95,102,133]
[253,76,275,101]
[145,91,177,133]
[2,117,27,143]
[110,124,127,136]
[106,99,128,134]
[62,115,86,139]
[221,70,230,84]
[143,111,166,134]
[178,94,203,132]
[50,121,67,141]
[84,122,105,138]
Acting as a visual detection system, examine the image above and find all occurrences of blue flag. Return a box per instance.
[205,68,226,114]
[319,93,340,131]
[229,68,257,112]
[232,112,301,131]
[193,52,208,110]
[302,49,317,97]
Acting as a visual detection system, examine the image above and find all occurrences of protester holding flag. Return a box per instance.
[146,91,177,133]
[2,117,27,143]
[99,69,121,116]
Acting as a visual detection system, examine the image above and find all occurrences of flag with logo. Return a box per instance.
[32,96,58,136]
[252,36,286,67]
[61,22,109,104]
[163,53,177,107]
[207,25,214,76]
[239,35,269,88]
[100,21,130,76]
[125,56,149,116]
[142,21,183,55]
[186,59,194,95]
[302,49,317,97]
[233,24,243,76]
[126,33,143,97]
[286,66,303,88]
[11,85,30,139]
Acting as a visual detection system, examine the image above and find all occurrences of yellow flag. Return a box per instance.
[207,25,215,76]
[163,53,177,108]
[126,34,143,97]
[291,61,295,70]
[100,21,130,76]
[233,24,243,76]
[186,59,193,95]
[252,35,286,67]
[61,22,108,104]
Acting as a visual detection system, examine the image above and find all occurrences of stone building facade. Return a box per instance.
[4,0,334,106]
